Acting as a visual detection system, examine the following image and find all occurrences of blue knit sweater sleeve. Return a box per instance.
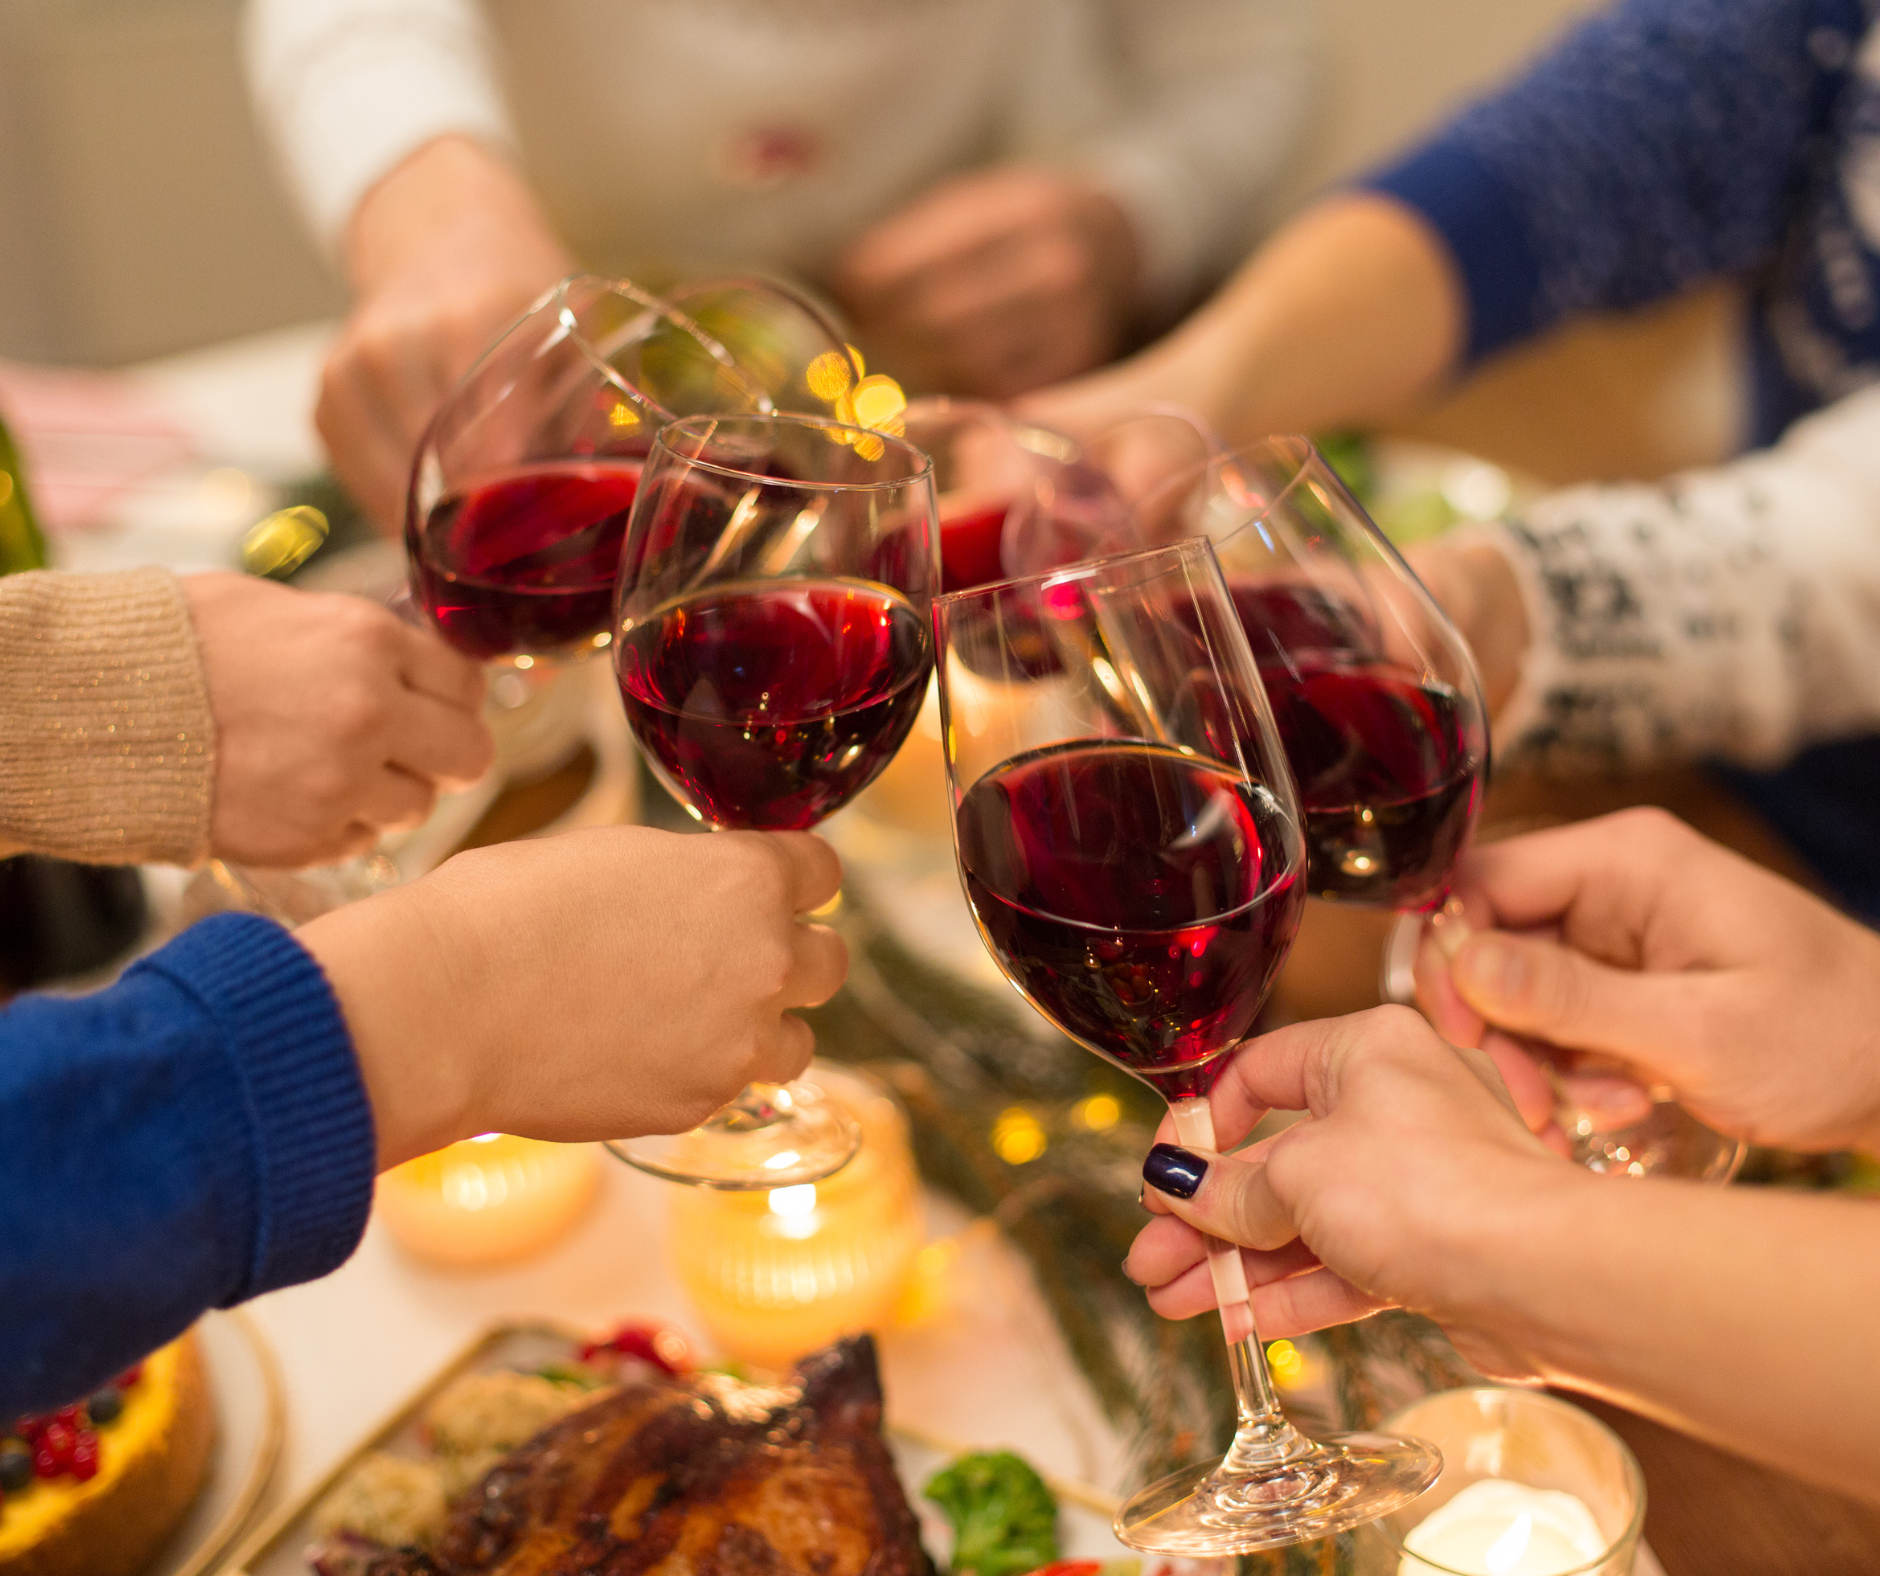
[1362,0,1865,361]
[0,913,375,1415]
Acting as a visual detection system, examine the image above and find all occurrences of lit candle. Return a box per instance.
[1400,1479,1608,1576]
[377,1135,601,1267]
[668,1066,923,1369]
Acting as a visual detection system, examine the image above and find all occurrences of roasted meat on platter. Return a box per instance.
[326,1334,932,1576]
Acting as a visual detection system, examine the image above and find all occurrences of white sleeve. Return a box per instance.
[241,0,517,260]
[1483,382,1880,774]
[1013,0,1319,319]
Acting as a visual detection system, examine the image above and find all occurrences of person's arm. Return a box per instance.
[1127,1009,1880,1504]
[0,568,214,864]
[1422,381,1880,771]
[1030,0,1837,445]
[0,568,492,869]
[0,823,846,1415]
[0,912,373,1414]
[1016,0,1321,325]
[242,0,573,528]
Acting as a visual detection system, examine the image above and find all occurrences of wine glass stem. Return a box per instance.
[1169,1097,1314,1475]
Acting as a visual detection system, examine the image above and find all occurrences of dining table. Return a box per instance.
[8,320,1878,1576]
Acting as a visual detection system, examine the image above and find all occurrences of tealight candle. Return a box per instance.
[668,1064,923,1369]
[1400,1479,1607,1576]
[377,1135,601,1267]
[1359,1388,1646,1576]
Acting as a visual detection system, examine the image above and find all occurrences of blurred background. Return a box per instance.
[0,0,1736,484]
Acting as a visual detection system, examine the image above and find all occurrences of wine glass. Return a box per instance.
[900,397,1137,593]
[935,537,1440,1556]
[406,274,861,666]
[1150,438,1742,1180]
[607,412,940,1188]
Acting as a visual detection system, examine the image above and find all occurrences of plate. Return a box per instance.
[223,1320,1202,1575]
[151,1308,284,1576]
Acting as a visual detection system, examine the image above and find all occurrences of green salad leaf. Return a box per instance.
[923,1450,1060,1576]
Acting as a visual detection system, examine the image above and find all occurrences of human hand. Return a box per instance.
[323,135,575,530]
[1401,531,1529,719]
[297,827,849,1167]
[182,573,491,867]
[1124,1008,1571,1378]
[832,165,1141,399]
[1416,809,1880,1156]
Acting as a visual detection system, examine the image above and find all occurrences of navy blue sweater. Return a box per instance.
[1364,0,1880,914]
[0,914,374,1416]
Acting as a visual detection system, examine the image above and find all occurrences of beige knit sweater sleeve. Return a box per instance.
[0,568,216,866]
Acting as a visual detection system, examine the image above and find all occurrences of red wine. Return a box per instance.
[1262,660,1479,910]
[1224,580,1380,666]
[616,579,930,829]
[411,459,642,659]
[956,742,1303,1099]
[941,502,1011,593]
[1208,582,1480,909]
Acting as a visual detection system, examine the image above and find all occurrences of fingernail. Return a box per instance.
[1143,1143,1207,1200]
[1455,935,1519,1004]
[1121,1257,1140,1284]
[1136,1184,1148,1210]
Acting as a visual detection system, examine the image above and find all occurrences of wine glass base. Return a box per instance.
[603,1094,861,1190]
[1115,1432,1441,1557]
[1567,1099,1746,1182]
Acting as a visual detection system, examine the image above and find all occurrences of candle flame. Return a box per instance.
[1485,1512,1532,1575]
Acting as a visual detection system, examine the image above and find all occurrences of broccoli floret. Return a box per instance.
[923,1450,1060,1576]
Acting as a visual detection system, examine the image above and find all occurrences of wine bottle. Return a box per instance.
[0,409,148,993]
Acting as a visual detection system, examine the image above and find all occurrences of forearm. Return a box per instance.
[1487,384,1880,772]
[1460,1176,1880,1503]
[344,133,567,297]
[0,916,372,1413]
[241,0,515,258]
[0,568,214,865]
[1054,195,1465,443]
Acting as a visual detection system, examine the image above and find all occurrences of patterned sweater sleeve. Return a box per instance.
[1361,0,1862,361]
[1486,382,1880,772]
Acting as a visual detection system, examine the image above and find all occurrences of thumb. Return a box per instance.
[1451,931,1690,1071]
[1141,1143,1296,1253]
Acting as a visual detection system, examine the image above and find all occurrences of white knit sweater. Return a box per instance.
[241,0,1319,318]
[1488,381,1880,773]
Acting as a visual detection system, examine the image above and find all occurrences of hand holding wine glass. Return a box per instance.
[936,538,1438,1556]
[1414,810,1880,1165]
[607,411,939,1187]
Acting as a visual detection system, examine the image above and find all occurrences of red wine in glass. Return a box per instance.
[1218,581,1480,911]
[955,740,1304,1099]
[616,578,930,830]
[412,458,642,660]
[940,502,1012,593]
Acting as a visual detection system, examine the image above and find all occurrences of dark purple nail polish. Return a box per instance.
[1143,1143,1206,1200]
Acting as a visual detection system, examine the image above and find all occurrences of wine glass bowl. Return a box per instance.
[606,411,940,1189]
[406,274,862,666]
[935,538,1440,1554]
[1145,437,1490,916]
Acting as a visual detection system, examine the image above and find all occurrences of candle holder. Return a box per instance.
[1351,1389,1645,1576]
[667,1063,924,1370]
[377,1135,602,1267]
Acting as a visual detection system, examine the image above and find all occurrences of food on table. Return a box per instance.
[923,1449,1061,1576]
[0,1330,214,1576]
[312,1454,449,1552]
[307,1333,930,1575]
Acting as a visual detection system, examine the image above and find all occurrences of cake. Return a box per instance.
[0,1330,215,1576]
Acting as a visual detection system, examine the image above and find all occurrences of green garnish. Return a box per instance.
[923,1450,1060,1576]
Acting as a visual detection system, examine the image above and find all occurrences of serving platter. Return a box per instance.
[223,1319,1183,1576]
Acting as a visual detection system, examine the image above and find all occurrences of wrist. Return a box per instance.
[298,887,481,1168]
[344,134,566,296]
[1416,1156,1602,1358]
